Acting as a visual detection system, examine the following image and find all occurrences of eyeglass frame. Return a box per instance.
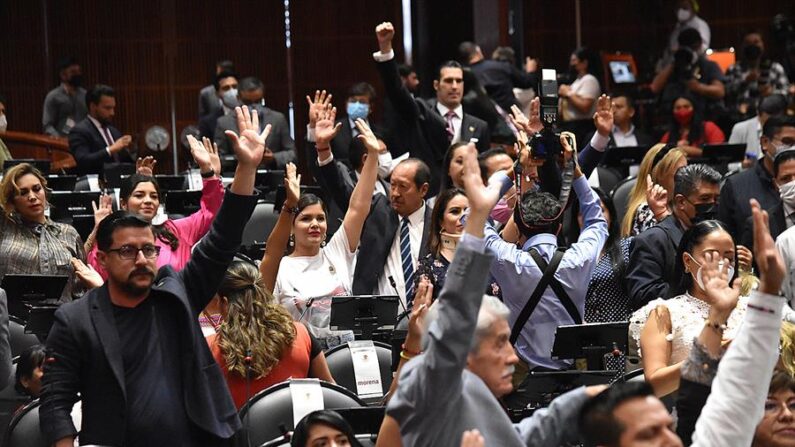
[105,244,161,260]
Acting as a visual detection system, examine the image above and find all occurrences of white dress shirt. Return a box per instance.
[436,102,464,144]
[88,115,114,156]
[612,124,638,147]
[376,203,426,311]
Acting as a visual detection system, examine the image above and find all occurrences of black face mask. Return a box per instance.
[743,44,763,61]
[691,202,717,224]
[67,74,83,88]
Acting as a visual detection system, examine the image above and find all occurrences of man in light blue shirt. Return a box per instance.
[485,138,608,372]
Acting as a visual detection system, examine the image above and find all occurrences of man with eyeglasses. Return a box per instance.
[40,107,269,447]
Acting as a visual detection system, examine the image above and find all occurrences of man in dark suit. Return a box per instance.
[311,109,431,307]
[627,164,721,310]
[740,149,795,250]
[214,76,295,168]
[68,84,134,176]
[459,41,538,113]
[197,59,234,120]
[198,70,238,140]
[374,22,490,196]
[41,107,266,446]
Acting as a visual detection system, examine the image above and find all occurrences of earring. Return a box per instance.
[288,234,294,247]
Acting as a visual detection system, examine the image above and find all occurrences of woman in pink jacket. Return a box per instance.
[85,136,224,277]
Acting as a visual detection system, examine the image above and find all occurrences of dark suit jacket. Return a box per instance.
[214,106,296,168]
[718,161,780,241]
[317,157,429,294]
[199,108,224,140]
[626,215,685,310]
[740,202,787,251]
[40,190,258,445]
[376,57,490,196]
[469,59,538,112]
[68,118,133,176]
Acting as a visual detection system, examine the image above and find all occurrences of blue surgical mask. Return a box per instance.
[347,102,370,121]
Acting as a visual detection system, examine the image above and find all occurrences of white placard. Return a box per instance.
[188,168,203,190]
[87,174,100,192]
[348,340,383,398]
[289,379,324,428]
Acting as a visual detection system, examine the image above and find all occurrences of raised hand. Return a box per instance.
[92,194,113,227]
[375,22,395,53]
[460,430,485,447]
[645,174,669,220]
[315,103,342,148]
[136,156,157,176]
[354,118,380,154]
[593,94,613,137]
[71,258,104,289]
[306,89,332,129]
[225,106,271,168]
[525,57,538,73]
[284,163,301,209]
[187,135,221,176]
[560,131,581,178]
[700,251,741,316]
[752,198,786,294]
[407,277,433,347]
[736,245,753,273]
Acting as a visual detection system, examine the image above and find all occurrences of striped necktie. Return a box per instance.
[400,217,415,306]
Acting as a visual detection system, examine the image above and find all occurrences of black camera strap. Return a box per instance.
[509,248,582,345]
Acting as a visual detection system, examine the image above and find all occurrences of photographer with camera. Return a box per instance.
[725,30,791,121]
[652,28,726,120]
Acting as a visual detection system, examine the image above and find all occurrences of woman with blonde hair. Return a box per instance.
[206,260,334,409]
[620,143,687,237]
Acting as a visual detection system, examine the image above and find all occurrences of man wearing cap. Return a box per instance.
[719,115,795,240]
[729,94,788,166]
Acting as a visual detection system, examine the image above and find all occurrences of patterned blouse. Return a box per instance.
[0,214,85,302]
[416,252,502,302]
[584,238,633,324]
[631,202,659,237]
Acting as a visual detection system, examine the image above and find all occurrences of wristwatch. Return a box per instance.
[200,169,216,178]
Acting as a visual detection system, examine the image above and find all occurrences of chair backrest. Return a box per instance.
[238,380,366,446]
[9,318,40,358]
[4,399,47,447]
[0,362,30,442]
[610,175,637,226]
[597,167,624,197]
[241,202,277,247]
[324,341,393,403]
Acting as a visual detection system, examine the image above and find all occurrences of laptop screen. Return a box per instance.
[609,61,636,83]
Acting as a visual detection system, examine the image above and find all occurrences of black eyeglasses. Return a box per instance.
[106,245,161,260]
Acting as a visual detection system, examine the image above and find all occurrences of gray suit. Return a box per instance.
[0,289,11,391]
[198,84,221,119]
[213,106,296,168]
[386,239,589,447]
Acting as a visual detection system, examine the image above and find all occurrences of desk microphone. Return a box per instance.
[389,275,409,321]
[298,297,316,322]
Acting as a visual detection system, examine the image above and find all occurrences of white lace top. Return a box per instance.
[629,293,748,364]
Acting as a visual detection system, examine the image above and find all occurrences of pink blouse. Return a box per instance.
[87,177,224,278]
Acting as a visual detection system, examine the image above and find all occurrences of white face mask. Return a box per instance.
[0,114,6,132]
[677,8,692,22]
[780,179,795,207]
[688,253,735,291]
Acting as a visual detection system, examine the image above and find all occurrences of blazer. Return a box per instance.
[214,106,296,168]
[376,57,490,196]
[317,158,430,295]
[740,202,787,251]
[68,117,133,176]
[0,288,10,392]
[626,215,685,311]
[718,161,780,240]
[198,84,221,120]
[199,108,224,140]
[40,190,258,445]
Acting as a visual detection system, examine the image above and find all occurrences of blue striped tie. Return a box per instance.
[400,217,415,306]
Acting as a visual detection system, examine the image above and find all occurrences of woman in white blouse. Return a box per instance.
[261,106,380,349]
[558,47,602,122]
[630,220,745,397]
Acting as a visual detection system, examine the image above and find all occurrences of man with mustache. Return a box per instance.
[40,106,268,446]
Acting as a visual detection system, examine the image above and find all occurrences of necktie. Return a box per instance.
[445,110,456,142]
[400,217,415,306]
[102,126,119,162]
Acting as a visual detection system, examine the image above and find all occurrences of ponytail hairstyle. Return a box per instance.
[216,261,297,379]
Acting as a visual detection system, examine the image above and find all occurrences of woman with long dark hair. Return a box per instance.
[558,47,602,122]
[291,410,362,447]
[660,94,725,157]
[206,261,333,409]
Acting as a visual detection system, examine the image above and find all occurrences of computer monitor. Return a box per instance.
[103,163,136,189]
[330,295,399,340]
[552,321,629,370]
[154,175,188,192]
[164,190,201,216]
[70,214,95,241]
[48,191,101,222]
[0,274,68,320]
[45,175,77,191]
[255,170,285,193]
[3,159,51,174]
[609,61,636,84]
